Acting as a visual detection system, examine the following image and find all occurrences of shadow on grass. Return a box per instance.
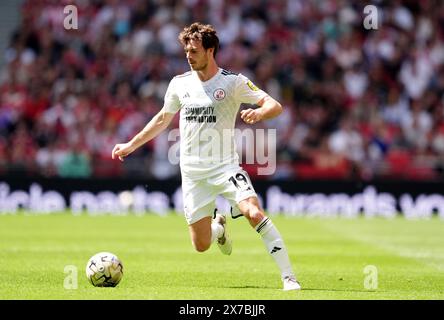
[224,285,279,290]
[301,288,381,293]
[224,285,381,293]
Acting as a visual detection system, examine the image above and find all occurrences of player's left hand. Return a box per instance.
[240,108,264,125]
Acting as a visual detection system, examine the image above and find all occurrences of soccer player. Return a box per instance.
[111,22,300,291]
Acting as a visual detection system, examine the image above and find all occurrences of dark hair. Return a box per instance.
[178,22,219,57]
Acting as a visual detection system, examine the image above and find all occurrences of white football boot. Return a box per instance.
[283,275,301,291]
[214,214,232,255]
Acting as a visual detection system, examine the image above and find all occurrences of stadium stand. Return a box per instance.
[1,0,444,180]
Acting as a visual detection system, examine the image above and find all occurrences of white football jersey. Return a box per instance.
[163,67,267,179]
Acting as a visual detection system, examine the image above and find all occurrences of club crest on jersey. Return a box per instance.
[213,88,226,101]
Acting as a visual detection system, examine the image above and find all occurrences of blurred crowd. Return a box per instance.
[1,0,444,180]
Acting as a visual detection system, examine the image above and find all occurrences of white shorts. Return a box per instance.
[182,166,257,225]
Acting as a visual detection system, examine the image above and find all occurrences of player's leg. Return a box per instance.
[221,168,300,290]
[187,202,225,253]
[188,215,212,252]
[182,178,226,253]
[237,196,300,290]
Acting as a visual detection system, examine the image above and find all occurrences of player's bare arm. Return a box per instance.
[240,95,283,125]
[111,109,175,162]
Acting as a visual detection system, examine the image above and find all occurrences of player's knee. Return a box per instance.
[243,205,265,226]
[192,240,210,253]
[250,210,265,226]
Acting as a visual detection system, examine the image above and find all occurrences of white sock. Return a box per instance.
[255,217,295,280]
[211,222,224,243]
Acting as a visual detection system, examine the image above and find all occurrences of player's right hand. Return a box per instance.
[112,142,134,162]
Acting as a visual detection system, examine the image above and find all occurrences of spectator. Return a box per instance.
[329,117,365,164]
[57,142,92,178]
[1,0,444,181]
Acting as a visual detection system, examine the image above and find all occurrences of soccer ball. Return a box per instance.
[85,252,123,287]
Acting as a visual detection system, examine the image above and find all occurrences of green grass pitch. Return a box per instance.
[0,212,443,300]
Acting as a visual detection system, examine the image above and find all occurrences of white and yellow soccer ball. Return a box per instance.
[85,252,123,287]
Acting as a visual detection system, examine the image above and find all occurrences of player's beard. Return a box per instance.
[190,61,207,71]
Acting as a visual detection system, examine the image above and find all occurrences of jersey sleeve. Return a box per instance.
[234,73,268,105]
[163,78,181,114]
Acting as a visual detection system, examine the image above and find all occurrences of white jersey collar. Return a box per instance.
[192,67,222,86]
